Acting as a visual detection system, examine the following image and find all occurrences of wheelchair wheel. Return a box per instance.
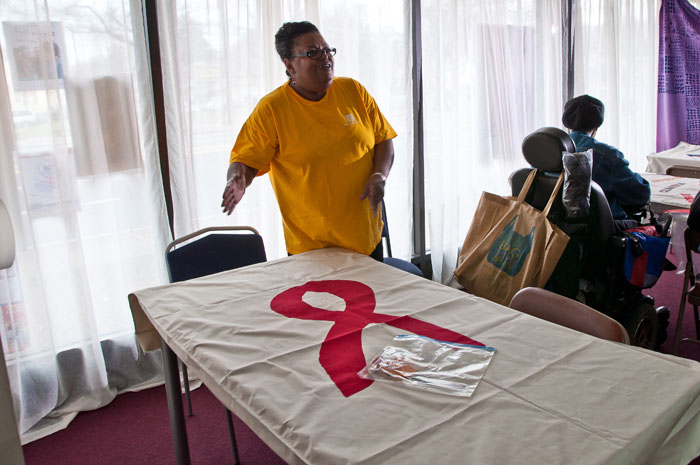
[624,301,659,349]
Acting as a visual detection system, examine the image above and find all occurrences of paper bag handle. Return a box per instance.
[516,169,538,203]
[516,169,565,217]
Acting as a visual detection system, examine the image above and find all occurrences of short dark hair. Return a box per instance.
[274,21,319,61]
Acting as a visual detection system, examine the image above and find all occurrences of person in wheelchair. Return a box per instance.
[511,126,669,348]
[562,95,650,223]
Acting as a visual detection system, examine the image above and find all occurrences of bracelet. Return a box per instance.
[370,172,387,182]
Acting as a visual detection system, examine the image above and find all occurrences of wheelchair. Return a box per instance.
[509,127,670,349]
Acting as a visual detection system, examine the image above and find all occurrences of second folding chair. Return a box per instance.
[165,226,267,464]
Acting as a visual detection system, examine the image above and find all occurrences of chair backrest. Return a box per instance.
[510,127,574,212]
[684,227,700,285]
[509,287,630,344]
[521,126,576,171]
[666,165,700,179]
[510,127,616,249]
[166,226,266,283]
[381,200,393,258]
[380,200,423,277]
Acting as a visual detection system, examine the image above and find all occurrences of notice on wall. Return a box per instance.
[3,21,66,91]
[17,150,78,216]
[0,268,30,355]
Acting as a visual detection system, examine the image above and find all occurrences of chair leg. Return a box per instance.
[673,277,691,355]
[179,359,193,417]
[673,302,688,356]
[225,408,241,465]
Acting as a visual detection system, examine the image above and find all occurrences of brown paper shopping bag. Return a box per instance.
[454,170,569,306]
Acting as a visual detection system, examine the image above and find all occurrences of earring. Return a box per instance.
[291,76,296,86]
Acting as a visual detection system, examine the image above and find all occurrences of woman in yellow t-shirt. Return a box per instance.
[220,21,396,260]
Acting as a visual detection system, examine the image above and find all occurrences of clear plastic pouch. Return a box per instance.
[358,335,496,397]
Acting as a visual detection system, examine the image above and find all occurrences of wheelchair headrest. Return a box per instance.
[521,127,576,173]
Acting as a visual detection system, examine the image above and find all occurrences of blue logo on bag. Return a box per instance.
[487,215,534,276]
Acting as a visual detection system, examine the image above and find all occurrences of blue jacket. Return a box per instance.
[569,131,650,219]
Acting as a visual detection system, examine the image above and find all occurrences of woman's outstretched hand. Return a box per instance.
[221,162,256,215]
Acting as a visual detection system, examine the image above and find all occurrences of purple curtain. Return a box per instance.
[657,0,700,151]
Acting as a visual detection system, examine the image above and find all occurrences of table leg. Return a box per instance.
[160,338,191,465]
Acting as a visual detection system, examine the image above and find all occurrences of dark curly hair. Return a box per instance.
[275,21,320,77]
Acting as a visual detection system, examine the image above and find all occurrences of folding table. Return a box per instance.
[647,142,700,175]
[129,248,700,465]
[641,172,700,213]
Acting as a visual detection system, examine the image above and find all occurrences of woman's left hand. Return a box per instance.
[361,172,386,214]
[361,139,394,214]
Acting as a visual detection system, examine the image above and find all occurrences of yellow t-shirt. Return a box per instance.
[230,77,397,255]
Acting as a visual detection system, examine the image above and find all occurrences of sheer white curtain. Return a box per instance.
[0,0,168,442]
[158,0,414,260]
[573,0,660,171]
[421,0,564,283]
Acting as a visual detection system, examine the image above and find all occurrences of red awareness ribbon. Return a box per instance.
[270,280,483,397]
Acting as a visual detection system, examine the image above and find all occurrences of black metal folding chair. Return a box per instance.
[165,225,267,464]
[673,227,700,354]
[381,201,423,277]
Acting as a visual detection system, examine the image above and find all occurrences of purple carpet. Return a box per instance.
[23,384,287,465]
[647,260,700,362]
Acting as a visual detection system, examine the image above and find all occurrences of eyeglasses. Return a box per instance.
[290,47,337,60]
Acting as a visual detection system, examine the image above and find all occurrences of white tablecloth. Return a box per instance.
[129,248,700,465]
[667,211,700,276]
[646,141,700,174]
[641,172,700,211]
